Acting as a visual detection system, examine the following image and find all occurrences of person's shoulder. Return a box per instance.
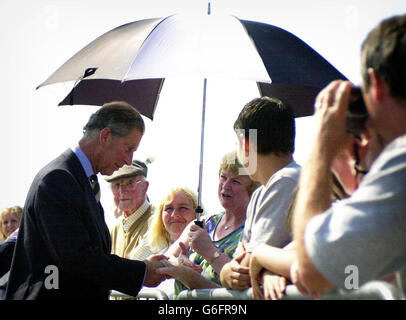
[206,211,224,221]
[204,212,224,227]
[367,134,406,177]
[34,150,78,181]
[114,216,124,227]
[280,161,301,177]
[268,161,301,185]
[376,134,406,162]
[251,184,265,198]
[144,204,154,218]
[390,134,406,148]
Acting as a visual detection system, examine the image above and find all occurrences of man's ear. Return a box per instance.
[144,180,149,193]
[367,68,385,101]
[99,127,112,147]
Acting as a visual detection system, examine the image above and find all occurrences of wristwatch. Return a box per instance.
[208,250,221,265]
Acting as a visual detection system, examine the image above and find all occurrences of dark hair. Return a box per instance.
[233,96,295,155]
[361,14,406,100]
[83,101,145,138]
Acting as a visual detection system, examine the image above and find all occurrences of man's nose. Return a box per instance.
[124,153,133,166]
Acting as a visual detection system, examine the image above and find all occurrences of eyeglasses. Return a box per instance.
[353,143,369,178]
[111,178,145,191]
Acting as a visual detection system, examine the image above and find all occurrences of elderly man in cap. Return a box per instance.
[105,159,153,259]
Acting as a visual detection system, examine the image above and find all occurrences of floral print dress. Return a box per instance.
[174,211,244,298]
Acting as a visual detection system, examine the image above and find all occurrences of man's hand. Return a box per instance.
[262,271,287,300]
[143,254,168,287]
[312,80,353,162]
[156,258,221,290]
[156,259,194,282]
[169,242,203,274]
[249,252,264,299]
[219,251,250,290]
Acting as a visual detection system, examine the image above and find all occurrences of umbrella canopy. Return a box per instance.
[38,13,347,119]
[37,12,347,219]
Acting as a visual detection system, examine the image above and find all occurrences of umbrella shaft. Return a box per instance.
[197,78,207,219]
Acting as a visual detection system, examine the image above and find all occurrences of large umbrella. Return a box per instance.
[37,12,347,221]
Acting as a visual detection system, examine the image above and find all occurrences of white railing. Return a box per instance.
[176,281,405,300]
[109,281,404,300]
[110,287,169,300]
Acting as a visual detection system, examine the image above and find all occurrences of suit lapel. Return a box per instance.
[65,149,111,253]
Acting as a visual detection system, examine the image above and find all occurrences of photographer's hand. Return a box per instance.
[312,80,353,163]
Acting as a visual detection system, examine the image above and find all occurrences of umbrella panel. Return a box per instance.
[58,78,164,120]
[59,79,320,120]
[60,79,318,120]
[258,82,320,118]
[241,20,347,87]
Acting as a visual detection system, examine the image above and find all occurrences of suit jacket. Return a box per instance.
[5,149,146,300]
[0,240,16,278]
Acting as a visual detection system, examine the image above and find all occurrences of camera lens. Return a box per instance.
[346,86,368,136]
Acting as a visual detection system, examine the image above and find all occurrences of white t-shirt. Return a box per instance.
[243,160,301,253]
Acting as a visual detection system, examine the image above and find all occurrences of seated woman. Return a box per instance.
[130,186,202,260]
[128,187,202,299]
[158,151,260,298]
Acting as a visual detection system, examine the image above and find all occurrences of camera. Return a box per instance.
[346,86,369,136]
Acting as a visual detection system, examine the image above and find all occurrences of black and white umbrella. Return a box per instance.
[37,12,347,220]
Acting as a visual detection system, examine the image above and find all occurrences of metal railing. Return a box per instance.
[110,287,169,300]
[176,281,405,300]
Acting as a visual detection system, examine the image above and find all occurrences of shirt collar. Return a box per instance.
[122,199,150,233]
[72,145,95,179]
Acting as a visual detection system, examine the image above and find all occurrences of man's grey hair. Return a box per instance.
[83,101,145,139]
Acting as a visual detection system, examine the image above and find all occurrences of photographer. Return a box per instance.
[291,14,406,297]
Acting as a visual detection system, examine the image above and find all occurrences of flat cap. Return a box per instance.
[104,160,148,183]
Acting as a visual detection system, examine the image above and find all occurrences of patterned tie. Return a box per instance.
[89,174,101,202]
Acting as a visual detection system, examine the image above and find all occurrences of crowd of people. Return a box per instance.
[1,13,405,300]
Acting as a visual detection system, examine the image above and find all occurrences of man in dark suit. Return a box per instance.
[6,101,166,300]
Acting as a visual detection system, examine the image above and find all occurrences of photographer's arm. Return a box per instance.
[292,81,352,295]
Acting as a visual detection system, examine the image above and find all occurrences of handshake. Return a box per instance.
[143,244,202,287]
[143,254,169,287]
